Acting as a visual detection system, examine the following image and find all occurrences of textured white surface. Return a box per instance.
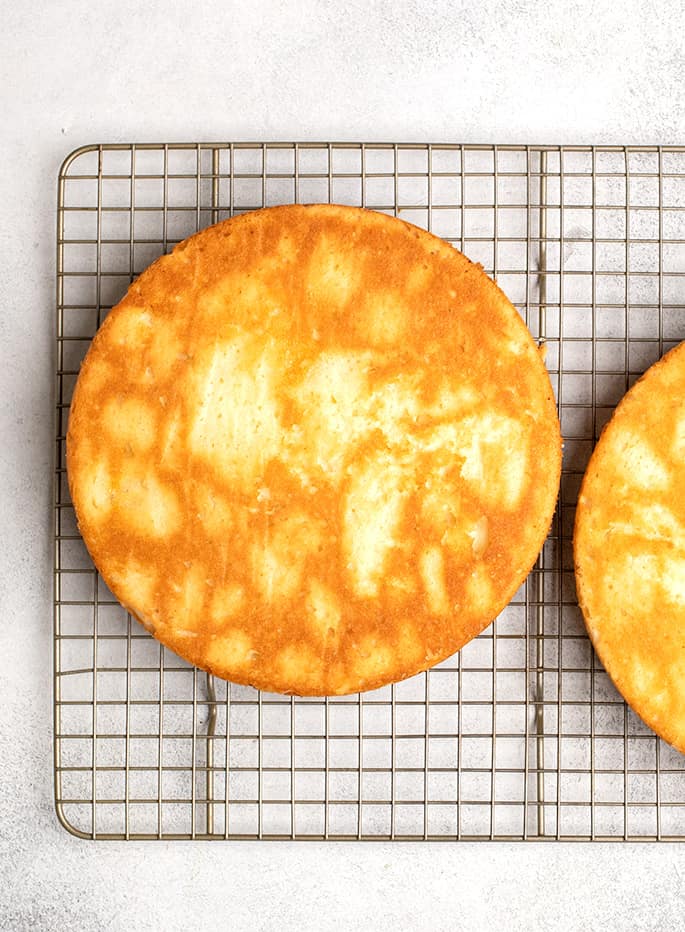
[2,0,685,928]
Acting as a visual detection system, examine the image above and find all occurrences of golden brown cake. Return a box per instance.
[575,341,685,752]
[67,204,561,695]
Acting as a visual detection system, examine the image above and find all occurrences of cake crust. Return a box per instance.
[67,204,561,695]
[575,341,685,752]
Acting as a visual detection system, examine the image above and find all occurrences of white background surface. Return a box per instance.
[2,1,685,929]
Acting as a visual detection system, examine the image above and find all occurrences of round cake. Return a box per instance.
[67,204,561,696]
[575,341,685,752]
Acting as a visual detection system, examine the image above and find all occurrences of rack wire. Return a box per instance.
[54,142,685,841]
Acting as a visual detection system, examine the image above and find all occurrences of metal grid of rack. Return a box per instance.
[55,142,685,840]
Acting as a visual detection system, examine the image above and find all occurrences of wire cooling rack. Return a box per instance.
[55,142,685,841]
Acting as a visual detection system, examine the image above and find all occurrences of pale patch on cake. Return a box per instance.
[81,358,114,397]
[209,583,246,626]
[466,564,494,616]
[169,563,206,632]
[193,483,234,536]
[189,335,283,488]
[426,382,479,419]
[204,628,254,673]
[275,231,297,262]
[251,540,299,603]
[343,455,409,598]
[601,553,660,617]
[420,480,477,563]
[418,414,529,511]
[117,463,181,538]
[421,483,461,535]
[612,430,670,491]
[276,644,322,692]
[369,374,423,444]
[251,510,324,603]
[109,560,158,625]
[197,275,280,331]
[396,623,425,667]
[306,238,361,309]
[671,412,685,460]
[508,334,528,357]
[101,396,157,453]
[608,503,685,545]
[307,578,342,640]
[419,545,450,616]
[455,413,530,510]
[357,293,408,346]
[405,263,431,293]
[417,422,464,464]
[77,457,112,523]
[290,350,373,480]
[147,324,184,379]
[468,516,489,558]
[641,504,684,542]
[354,635,393,682]
[159,408,184,468]
[387,574,419,601]
[441,523,476,563]
[106,305,153,348]
[629,656,668,713]
[660,556,685,605]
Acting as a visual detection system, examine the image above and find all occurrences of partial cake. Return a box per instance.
[575,341,685,752]
[67,204,561,696]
